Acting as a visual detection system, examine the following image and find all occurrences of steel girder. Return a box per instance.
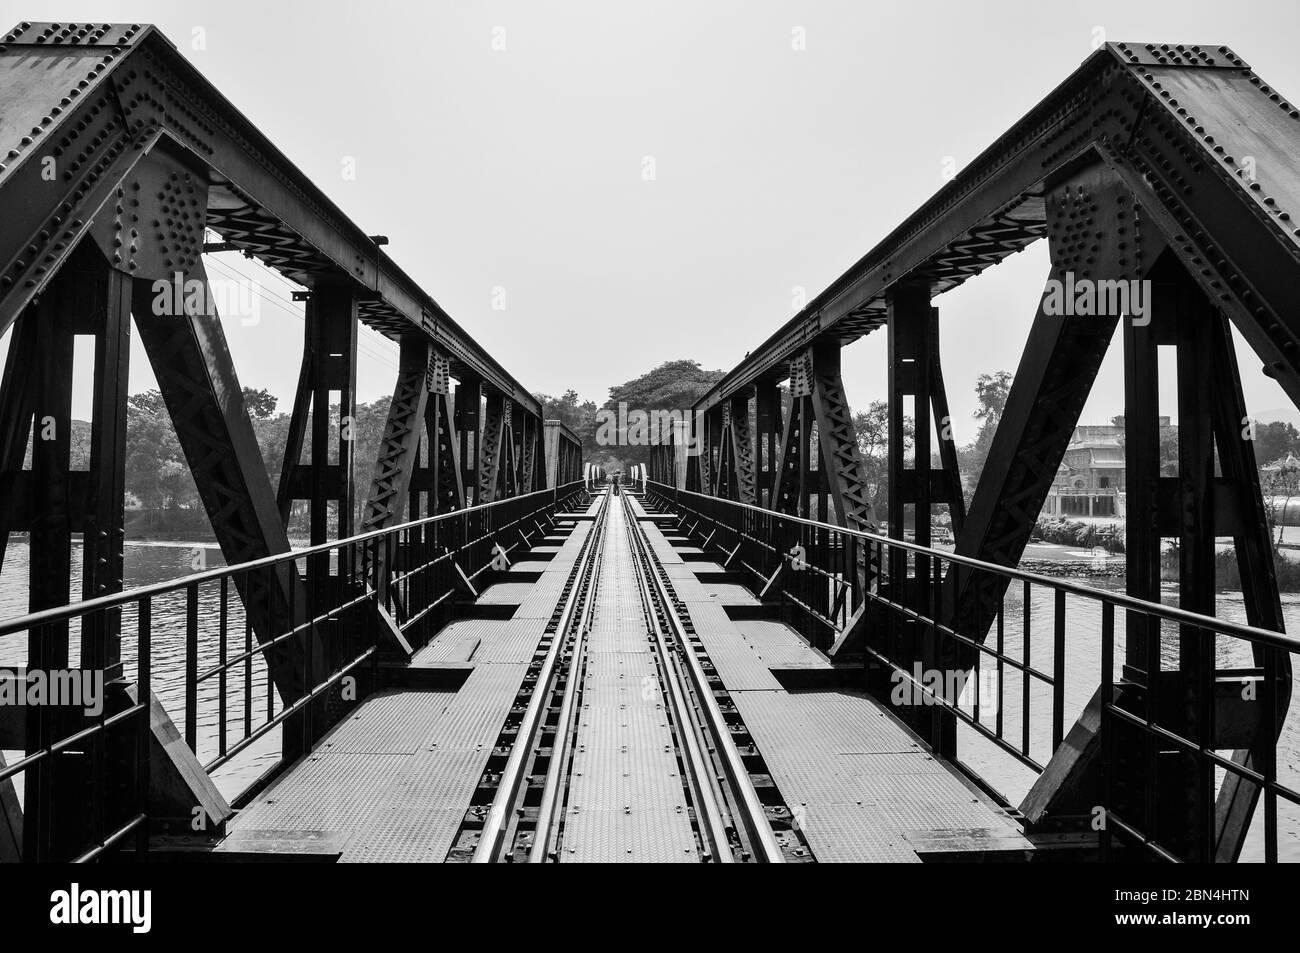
[0,17,569,681]
[728,392,757,505]
[132,262,319,704]
[700,406,719,498]
[809,343,877,534]
[1203,304,1292,863]
[278,283,359,555]
[771,369,811,518]
[716,401,737,500]
[1119,254,1288,861]
[519,413,538,493]
[1019,253,1292,862]
[765,345,877,531]
[541,418,582,488]
[754,382,783,509]
[360,339,433,531]
[855,287,969,670]
[0,241,134,667]
[479,393,507,503]
[543,420,561,489]
[456,377,482,506]
[944,165,1167,658]
[0,21,541,418]
[430,393,465,514]
[885,290,966,547]
[695,42,1300,416]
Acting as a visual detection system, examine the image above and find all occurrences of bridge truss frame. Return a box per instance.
[0,21,583,860]
[650,41,1300,862]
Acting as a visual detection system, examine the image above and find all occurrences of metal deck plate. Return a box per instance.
[342,807,466,863]
[732,619,830,668]
[639,523,686,564]
[476,582,537,605]
[319,690,456,754]
[228,658,529,862]
[559,499,698,861]
[560,808,698,863]
[226,494,1020,864]
[731,688,1021,862]
[681,601,784,690]
[698,582,760,605]
[413,618,550,665]
[428,661,531,749]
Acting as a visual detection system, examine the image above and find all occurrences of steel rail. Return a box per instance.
[623,493,785,863]
[619,491,735,863]
[529,488,611,862]
[472,490,610,863]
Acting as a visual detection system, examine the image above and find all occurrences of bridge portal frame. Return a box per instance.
[668,41,1300,863]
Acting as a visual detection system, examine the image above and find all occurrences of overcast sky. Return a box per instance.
[5,0,1300,450]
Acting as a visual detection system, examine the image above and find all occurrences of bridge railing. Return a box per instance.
[645,481,1300,863]
[0,479,587,862]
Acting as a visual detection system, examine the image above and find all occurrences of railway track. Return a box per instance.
[453,483,811,863]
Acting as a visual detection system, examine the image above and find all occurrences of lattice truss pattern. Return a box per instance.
[0,20,583,702]
[671,40,1300,863]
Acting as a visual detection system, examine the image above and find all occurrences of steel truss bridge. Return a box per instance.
[0,22,1297,863]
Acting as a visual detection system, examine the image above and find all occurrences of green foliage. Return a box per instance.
[1033,517,1126,554]
[1163,548,1300,592]
[595,359,724,472]
[242,386,278,420]
[961,369,1014,492]
[852,399,912,518]
[1255,420,1300,466]
[538,359,725,473]
[536,389,600,461]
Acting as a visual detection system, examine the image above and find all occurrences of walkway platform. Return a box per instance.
[222,496,1028,862]
[631,498,1028,863]
[226,519,593,862]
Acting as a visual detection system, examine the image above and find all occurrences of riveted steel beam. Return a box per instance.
[729,391,757,505]
[360,338,432,532]
[0,21,540,416]
[479,393,506,504]
[132,262,319,706]
[276,283,360,550]
[809,343,877,534]
[695,41,1300,416]
[456,376,482,506]
[945,165,1167,663]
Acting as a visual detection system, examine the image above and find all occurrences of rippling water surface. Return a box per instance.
[1,539,283,802]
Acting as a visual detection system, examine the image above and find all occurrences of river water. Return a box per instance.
[1,539,1297,860]
[951,578,1300,862]
[0,540,282,804]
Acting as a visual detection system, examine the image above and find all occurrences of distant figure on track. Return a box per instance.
[612,471,621,494]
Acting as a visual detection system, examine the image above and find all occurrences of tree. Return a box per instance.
[537,389,598,438]
[1262,463,1300,547]
[124,388,199,522]
[1254,420,1300,467]
[961,370,1013,492]
[973,370,1013,426]
[591,360,725,472]
[852,400,912,517]
[242,386,278,420]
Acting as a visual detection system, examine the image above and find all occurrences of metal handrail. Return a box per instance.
[649,481,1300,653]
[0,481,586,639]
[648,479,1299,863]
[0,479,589,862]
